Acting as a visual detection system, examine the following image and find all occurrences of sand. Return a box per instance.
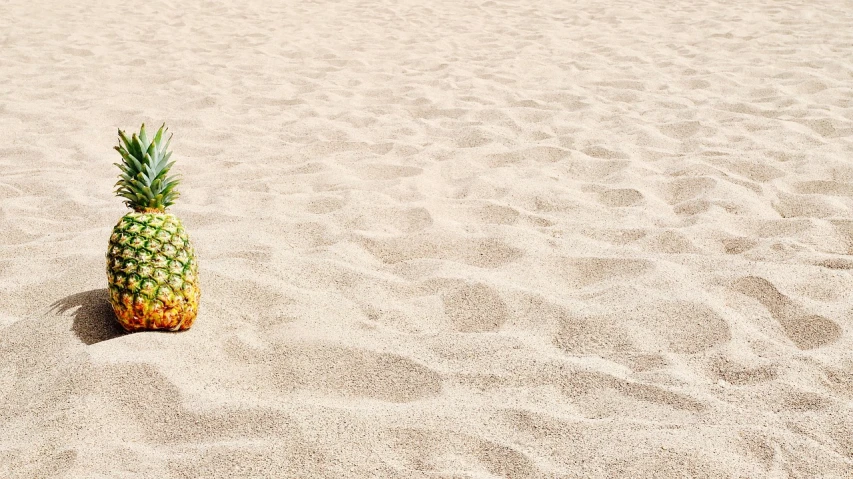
[2,0,853,477]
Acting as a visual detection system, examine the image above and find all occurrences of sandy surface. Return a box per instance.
[2,0,853,477]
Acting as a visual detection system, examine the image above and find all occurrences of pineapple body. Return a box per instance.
[107,211,199,332]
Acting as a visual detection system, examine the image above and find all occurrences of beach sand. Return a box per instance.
[1,0,852,477]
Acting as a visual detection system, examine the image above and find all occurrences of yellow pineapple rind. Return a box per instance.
[107,212,200,332]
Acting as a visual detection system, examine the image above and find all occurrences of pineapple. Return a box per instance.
[106,123,200,332]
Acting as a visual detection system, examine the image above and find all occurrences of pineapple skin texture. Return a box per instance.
[106,212,200,332]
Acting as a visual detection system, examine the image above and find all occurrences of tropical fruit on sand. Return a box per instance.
[106,123,200,331]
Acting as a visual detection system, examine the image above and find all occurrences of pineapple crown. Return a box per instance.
[114,123,180,212]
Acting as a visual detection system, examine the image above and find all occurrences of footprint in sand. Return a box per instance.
[732,276,841,350]
[554,312,634,356]
[580,228,648,246]
[442,282,509,333]
[657,120,702,140]
[673,199,711,216]
[305,195,346,214]
[661,176,716,205]
[722,237,757,255]
[486,146,568,167]
[782,388,830,411]
[710,357,778,386]
[471,203,520,225]
[597,188,645,207]
[557,256,653,288]
[631,300,731,355]
[384,428,541,478]
[582,146,629,160]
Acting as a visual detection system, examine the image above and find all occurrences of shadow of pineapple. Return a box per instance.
[52,289,125,345]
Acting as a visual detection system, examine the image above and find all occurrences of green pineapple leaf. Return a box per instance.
[114,123,181,212]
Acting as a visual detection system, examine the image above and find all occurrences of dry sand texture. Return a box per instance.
[2,0,853,477]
